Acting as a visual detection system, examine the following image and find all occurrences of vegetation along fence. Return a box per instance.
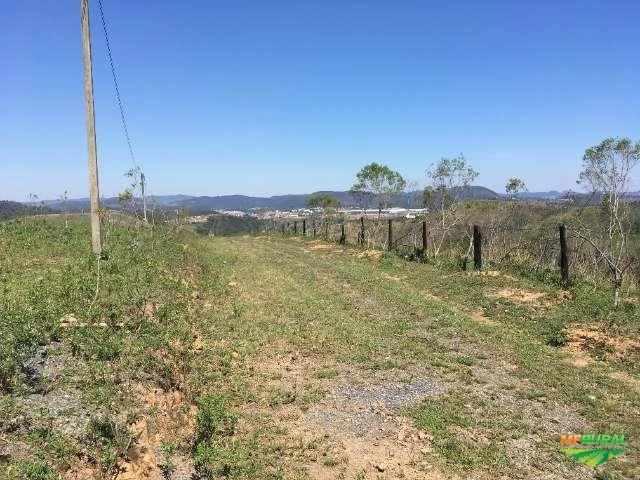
[267,214,640,291]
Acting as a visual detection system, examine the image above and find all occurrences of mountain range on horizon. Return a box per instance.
[13,186,582,214]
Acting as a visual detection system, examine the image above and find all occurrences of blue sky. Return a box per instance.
[2,0,639,201]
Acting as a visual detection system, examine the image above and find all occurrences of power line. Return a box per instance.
[96,0,148,222]
[96,0,139,170]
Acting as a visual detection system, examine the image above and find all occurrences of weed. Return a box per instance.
[7,460,58,480]
[312,369,338,379]
[455,355,475,366]
[86,416,130,474]
[267,388,296,407]
[196,394,237,440]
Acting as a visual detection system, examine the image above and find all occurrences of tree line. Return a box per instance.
[307,137,640,308]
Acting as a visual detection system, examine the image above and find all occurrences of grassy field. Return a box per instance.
[0,217,638,479]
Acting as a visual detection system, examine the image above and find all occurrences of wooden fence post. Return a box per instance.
[302,219,306,236]
[359,217,365,245]
[281,223,285,235]
[340,224,346,244]
[473,224,482,270]
[388,219,393,250]
[293,221,297,234]
[313,221,317,238]
[559,224,569,286]
[422,221,428,255]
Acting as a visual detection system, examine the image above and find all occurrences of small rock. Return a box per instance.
[417,431,427,440]
[60,313,78,327]
[374,462,387,472]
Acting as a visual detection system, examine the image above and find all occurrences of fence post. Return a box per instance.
[281,223,285,235]
[293,221,297,234]
[302,219,306,236]
[340,223,346,244]
[388,219,393,250]
[359,217,365,245]
[559,224,569,286]
[422,221,428,256]
[473,224,482,270]
[313,221,317,238]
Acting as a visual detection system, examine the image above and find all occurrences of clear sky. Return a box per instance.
[2,0,639,201]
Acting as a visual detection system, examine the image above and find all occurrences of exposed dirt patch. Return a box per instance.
[382,273,403,282]
[469,308,498,326]
[355,249,383,260]
[564,324,640,361]
[557,290,573,301]
[250,350,450,479]
[567,354,592,368]
[610,371,640,391]
[466,270,516,280]
[308,241,337,251]
[490,288,547,304]
[114,386,196,480]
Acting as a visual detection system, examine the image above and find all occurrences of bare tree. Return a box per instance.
[59,190,69,228]
[575,137,640,308]
[424,155,478,258]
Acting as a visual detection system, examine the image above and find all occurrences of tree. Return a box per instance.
[307,193,341,211]
[423,155,478,258]
[505,177,527,199]
[575,137,640,308]
[349,163,406,214]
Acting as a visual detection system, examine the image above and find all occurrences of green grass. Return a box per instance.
[312,369,339,379]
[1,217,638,479]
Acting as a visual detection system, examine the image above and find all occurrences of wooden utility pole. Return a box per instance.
[81,0,101,254]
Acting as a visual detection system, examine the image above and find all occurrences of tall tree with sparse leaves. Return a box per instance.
[349,163,406,214]
[575,137,640,308]
[424,155,478,258]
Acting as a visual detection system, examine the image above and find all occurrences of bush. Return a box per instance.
[196,394,237,441]
[543,325,568,347]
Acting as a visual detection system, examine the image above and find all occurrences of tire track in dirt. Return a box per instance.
[213,237,595,479]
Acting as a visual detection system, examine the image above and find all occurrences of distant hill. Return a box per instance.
[0,201,49,220]
[517,191,564,200]
[30,186,625,215]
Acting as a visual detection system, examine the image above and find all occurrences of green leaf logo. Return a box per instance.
[562,448,626,468]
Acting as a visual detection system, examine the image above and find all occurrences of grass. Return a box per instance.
[408,389,512,472]
[0,216,638,479]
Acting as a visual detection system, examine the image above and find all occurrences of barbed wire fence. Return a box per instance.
[265,214,640,290]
